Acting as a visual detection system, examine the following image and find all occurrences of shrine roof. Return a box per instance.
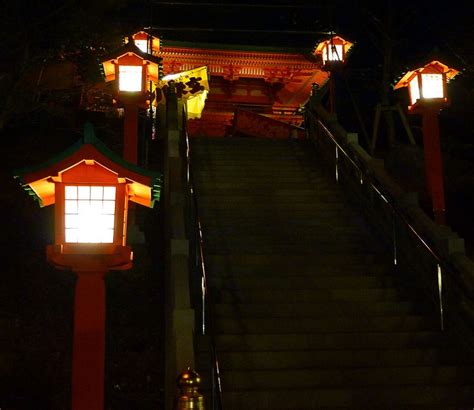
[161,39,312,55]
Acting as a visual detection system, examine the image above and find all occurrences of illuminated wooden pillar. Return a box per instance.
[124,103,139,164]
[71,272,106,410]
[329,73,336,114]
[422,108,445,224]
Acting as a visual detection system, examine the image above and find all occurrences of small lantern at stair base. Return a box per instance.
[394,60,459,224]
[15,124,161,410]
[101,43,162,163]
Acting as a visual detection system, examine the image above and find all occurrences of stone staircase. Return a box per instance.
[191,137,474,409]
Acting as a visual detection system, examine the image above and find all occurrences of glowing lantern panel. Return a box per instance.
[409,76,420,106]
[408,73,445,105]
[323,44,344,64]
[119,65,143,92]
[421,73,443,99]
[134,39,148,54]
[64,185,116,244]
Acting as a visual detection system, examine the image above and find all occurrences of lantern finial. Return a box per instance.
[83,122,96,144]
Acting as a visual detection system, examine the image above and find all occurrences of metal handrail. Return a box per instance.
[183,128,223,410]
[316,118,442,262]
[307,107,472,331]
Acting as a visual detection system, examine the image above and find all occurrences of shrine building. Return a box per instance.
[125,29,328,138]
[159,39,327,137]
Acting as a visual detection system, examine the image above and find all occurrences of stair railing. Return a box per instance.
[306,100,474,338]
[183,123,223,410]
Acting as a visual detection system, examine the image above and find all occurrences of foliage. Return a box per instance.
[0,0,127,131]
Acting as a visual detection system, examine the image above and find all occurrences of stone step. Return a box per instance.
[214,315,436,334]
[197,196,345,207]
[194,182,336,191]
[205,245,376,255]
[213,300,423,318]
[206,264,392,278]
[191,143,297,151]
[193,147,315,154]
[193,168,319,179]
[203,233,375,248]
[217,287,403,304]
[198,201,347,211]
[200,216,362,229]
[196,188,338,197]
[196,331,450,351]
[203,225,366,238]
[193,175,329,185]
[193,159,310,168]
[218,365,474,390]
[219,382,474,408]
[192,150,315,158]
[191,137,296,145]
[207,245,385,255]
[192,143,296,150]
[200,210,352,222]
[206,254,391,270]
[193,164,322,173]
[209,275,396,290]
[196,188,342,197]
[201,219,367,232]
[192,147,300,153]
[194,168,322,177]
[203,348,470,370]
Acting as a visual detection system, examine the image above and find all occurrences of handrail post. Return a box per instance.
[163,82,195,410]
[176,368,205,410]
[392,214,398,266]
[437,264,444,331]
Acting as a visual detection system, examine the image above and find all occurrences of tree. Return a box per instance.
[0,0,126,131]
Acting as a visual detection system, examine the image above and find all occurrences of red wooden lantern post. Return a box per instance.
[15,124,161,410]
[394,60,459,224]
[101,44,161,164]
[313,35,353,113]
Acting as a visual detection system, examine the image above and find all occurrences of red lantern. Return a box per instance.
[131,30,161,55]
[313,34,354,113]
[15,124,161,410]
[313,35,354,70]
[101,43,161,163]
[394,60,460,224]
[101,43,160,99]
[394,60,459,113]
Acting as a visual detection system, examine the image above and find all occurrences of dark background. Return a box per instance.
[1,1,473,408]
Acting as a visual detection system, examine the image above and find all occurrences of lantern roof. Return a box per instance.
[131,29,160,41]
[14,123,162,208]
[393,60,460,90]
[312,35,354,58]
[101,41,162,64]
